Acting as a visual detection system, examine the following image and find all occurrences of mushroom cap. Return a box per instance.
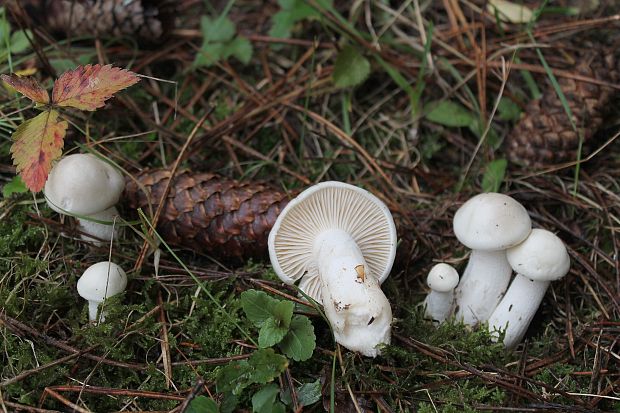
[427,263,459,292]
[44,153,125,216]
[506,228,570,282]
[268,181,397,299]
[453,192,531,251]
[77,261,127,302]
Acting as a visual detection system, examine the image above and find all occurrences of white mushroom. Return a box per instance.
[77,261,127,323]
[77,206,120,246]
[453,193,531,325]
[268,181,397,357]
[488,229,570,348]
[44,153,124,245]
[423,263,459,323]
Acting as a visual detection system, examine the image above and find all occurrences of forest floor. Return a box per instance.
[0,0,619,412]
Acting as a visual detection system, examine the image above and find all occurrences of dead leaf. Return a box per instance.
[10,110,68,192]
[487,0,534,24]
[51,64,140,111]
[1,74,49,105]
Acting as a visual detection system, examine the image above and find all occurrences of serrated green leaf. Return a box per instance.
[186,395,219,413]
[258,300,293,348]
[2,175,28,198]
[202,16,236,43]
[279,315,315,361]
[269,0,322,39]
[248,348,288,384]
[216,360,253,395]
[195,42,226,67]
[252,384,281,413]
[481,159,508,193]
[9,30,31,54]
[241,290,279,327]
[497,97,522,121]
[297,379,322,407]
[227,36,253,64]
[426,100,475,127]
[333,45,371,88]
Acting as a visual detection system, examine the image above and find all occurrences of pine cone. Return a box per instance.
[17,0,173,42]
[124,169,294,260]
[505,42,619,166]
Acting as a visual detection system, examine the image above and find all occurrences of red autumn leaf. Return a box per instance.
[1,74,49,105]
[10,110,68,192]
[51,64,140,111]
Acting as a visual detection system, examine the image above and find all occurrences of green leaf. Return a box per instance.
[195,42,226,67]
[258,300,293,348]
[241,290,279,327]
[497,97,521,121]
[252,384,285,413]
[269,0,322,39]
[186,395,219,413]
[202,16,236,43]
[333,45,371,88]
[227,36,253,64]
[279,315,315,361]
[217,360,253,395]
[426,100,475,127]
[9,30,31,54]
[297,379,322,407]
[481,159,508,193]
[3,175,28,198]
[248,348,288,384]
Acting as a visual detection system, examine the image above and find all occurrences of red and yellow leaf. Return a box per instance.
[1,74,49,105]
[51,64,140,111]
[10,110,68,192]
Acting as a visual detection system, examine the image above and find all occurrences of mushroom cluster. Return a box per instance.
[268,181,397,357]
[423,192,570,349]
[44,153,125,246]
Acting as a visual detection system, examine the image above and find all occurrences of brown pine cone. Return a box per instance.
[16,0,173,42]
[505,41,619,166]
[124,169,294,261]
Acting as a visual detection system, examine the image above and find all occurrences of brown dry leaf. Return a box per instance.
[1,74,49,105]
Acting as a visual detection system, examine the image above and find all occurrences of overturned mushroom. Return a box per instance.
[424,263,459,323]
[268,181,397,357]
[453,193,531,325]
[488,229,570,348]
[44,153,124,246]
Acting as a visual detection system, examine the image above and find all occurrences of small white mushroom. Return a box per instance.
[423,263,459,323]
[44,153,125,245]
[488,229,570,348]
[452,193,531,325]
[268,181,397,357]
[77,261,127,323]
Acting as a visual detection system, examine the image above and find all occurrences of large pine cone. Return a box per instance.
[16,0,173,42]
[505,41,619,166]
[124,169,294,260]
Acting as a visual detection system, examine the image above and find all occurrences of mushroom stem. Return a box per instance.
[487,274,549,349]
[314,229,392,357]
[77,206,120,246]
[454,250,512,325]
[424,290,454,323]
[88,300,103,322]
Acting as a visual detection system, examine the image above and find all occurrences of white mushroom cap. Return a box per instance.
[77,261,127,303]
[44,153,125,216]
[507,229,570,282]
[453,193,531,251]
[427,263,459,292]
[268,181,397,302]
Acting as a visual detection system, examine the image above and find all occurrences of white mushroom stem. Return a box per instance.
[455,250,512,325]
[314,229,391,357]
[424,290,454,323]
[88,300,104,322]
[487,274,549,349]
[77,206,120,246]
